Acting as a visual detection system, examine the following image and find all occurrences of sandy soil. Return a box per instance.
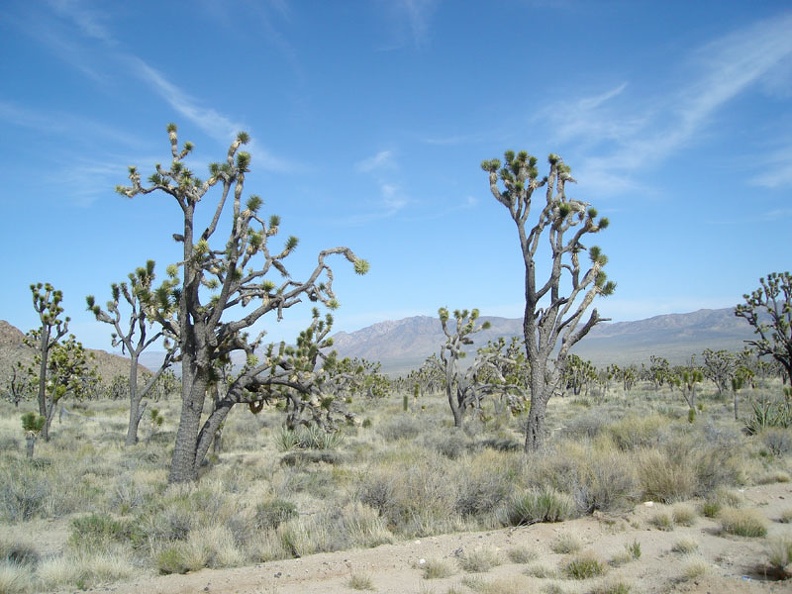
[69,482,792,594]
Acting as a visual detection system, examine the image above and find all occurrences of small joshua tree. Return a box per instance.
[437,307,491,427]
[21,411,45,458]
[482,152,615,450]
[87,260,179,445]
[22,284,98,441]
[26,283,69,431]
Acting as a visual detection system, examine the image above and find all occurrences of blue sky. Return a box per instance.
[1,0,791,352]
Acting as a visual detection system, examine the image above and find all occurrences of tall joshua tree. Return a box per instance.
[87,260,179,446]
[482,152,615,451]
[118,124,368,483]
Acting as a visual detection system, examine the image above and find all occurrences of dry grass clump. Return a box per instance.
[637,430,745,503]
[419,558,456,579]
[36,550,136,590]
[671,537,699,554]
[347,572,375,590]
[718,507,769,537]
[671,503,697,527]
[679,554,711,581]
[778,508,792,523]
[561,551,608,580]
[551,533,582,554]
[507,545,538,564]
[766,535,792,579]
[458,546,502,573]
[590,580,633,594]
[0,563,35,594]
[648,510,674,531]
[609,539,641,566]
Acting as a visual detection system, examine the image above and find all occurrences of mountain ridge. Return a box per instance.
[331,308,756,374]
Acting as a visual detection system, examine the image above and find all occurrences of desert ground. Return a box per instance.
[55,480,791,594]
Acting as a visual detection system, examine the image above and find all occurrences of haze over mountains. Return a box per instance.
[1,308,757,380]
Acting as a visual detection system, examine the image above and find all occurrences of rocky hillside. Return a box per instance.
[0,320,142,390]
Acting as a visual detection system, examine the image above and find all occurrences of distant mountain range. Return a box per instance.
[331,308,756,374]
[1,308,758,382]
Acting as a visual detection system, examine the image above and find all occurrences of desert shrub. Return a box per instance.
[507,546,537,564]
[69,513,144,550]
[0,563,34,594]
[562,552,607,579]
[560,410,611,440]
[649,511,674,531]
[280,450,343,466]
[779,508,792,524]
[759,427,792,457]
[499,487,575,526]
[357,449,457,536]
[278,515,332,558]
[254,498,298,530]
[458,546,502,573]
[454,450,518,520]
[36,551,136,590]
[480,436,522,452]
[766,535,792,579]
[325,502,394,549]
[637,448,696,503]
[155,524,244,574]
[607,413,667,451]
[529,438,638,514]
[0,536,39,567]
[425,431,472,459]
[718,507,769,537]
[0,462,51,522]
[376,415,425,442]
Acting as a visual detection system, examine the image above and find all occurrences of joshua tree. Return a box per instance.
[118,124,368,483]
[437,307,491,427]
[701,348,737,396]
[482,152,615,450]
[87,261,179,445]
[735,272,792,385]
[26,283,69,426]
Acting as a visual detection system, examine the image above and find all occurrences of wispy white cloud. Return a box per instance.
[377,0,440,49]
[356,150,396,172]
[542,12,792,195]
[47,0,116,44]
[126,57,294,172]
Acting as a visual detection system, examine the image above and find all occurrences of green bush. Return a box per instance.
[254,499,298,530]
[499,487,575,526]
[70,513,143,549]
